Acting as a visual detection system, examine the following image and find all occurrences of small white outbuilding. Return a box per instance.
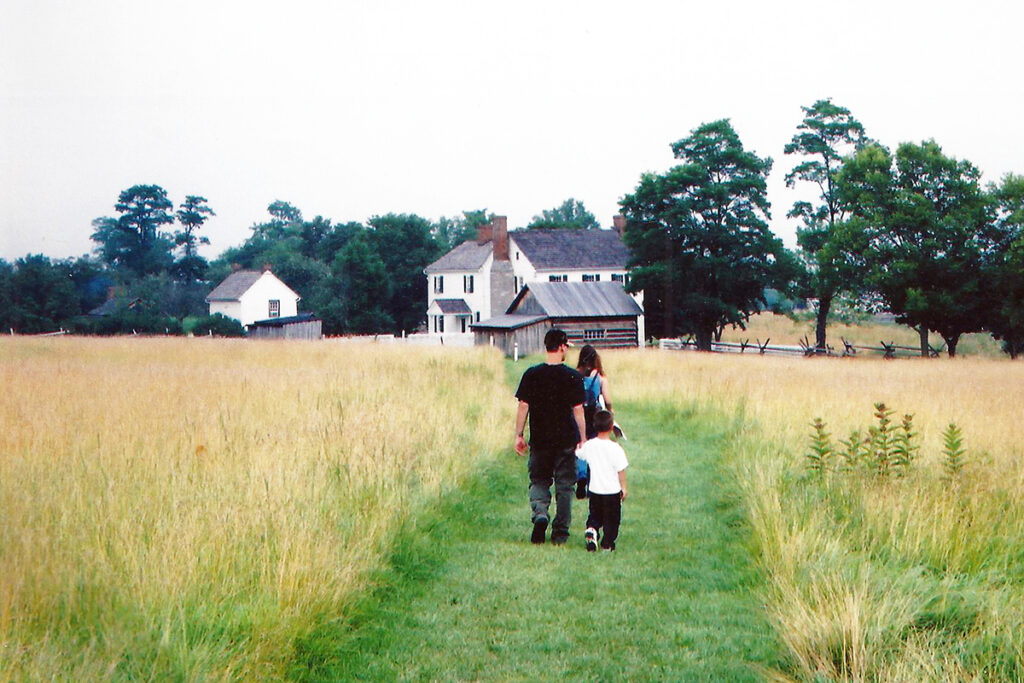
[205,270,300,327]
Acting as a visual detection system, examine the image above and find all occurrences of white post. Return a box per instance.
[513,341,519,362]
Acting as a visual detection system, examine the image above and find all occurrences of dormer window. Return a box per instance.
[582,274,601,282]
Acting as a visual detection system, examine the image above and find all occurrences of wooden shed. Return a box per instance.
[247,313,322,340]
[472,281,643,356]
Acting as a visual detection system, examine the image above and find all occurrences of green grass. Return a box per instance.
[293,363,784,680]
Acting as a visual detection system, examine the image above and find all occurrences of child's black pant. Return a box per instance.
[586,492,622,550]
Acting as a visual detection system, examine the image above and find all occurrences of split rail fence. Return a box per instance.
[660,336,945,359]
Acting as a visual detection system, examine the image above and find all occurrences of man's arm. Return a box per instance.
[573,404,586,449]
[618,469,628,501]
[514,400,529,456]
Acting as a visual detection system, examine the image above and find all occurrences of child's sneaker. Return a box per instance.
[584,527,598,552]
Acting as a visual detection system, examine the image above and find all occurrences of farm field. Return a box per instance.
[0,337,506,679]
[3,337,1024,680]
[717,312,1005,357]
[607,349,1024,679]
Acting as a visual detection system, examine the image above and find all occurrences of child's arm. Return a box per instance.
[618,469,627,501]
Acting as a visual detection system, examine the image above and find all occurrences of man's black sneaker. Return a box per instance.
[551,534,569,546]
[531,517,548,544]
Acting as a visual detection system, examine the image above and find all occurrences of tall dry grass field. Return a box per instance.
[602,349,1024,679]
[0,337,507,680]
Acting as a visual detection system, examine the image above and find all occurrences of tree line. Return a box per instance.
[621,100,1024,358]
[3,99,1023,356]
[0,190,598,336]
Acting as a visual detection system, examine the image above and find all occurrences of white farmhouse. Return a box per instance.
[424,215,644,345]
[206,270,300,327]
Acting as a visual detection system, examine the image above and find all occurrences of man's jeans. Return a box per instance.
[528,445,576,540]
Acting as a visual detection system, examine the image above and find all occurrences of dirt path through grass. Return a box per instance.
[299,397,783,680]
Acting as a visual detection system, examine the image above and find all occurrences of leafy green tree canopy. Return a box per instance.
[92,184,175,277]
[433,209,493,251]
[621,119,791,349]
[173,195,214,281]
[0,255,81,333]
[837,140,994,356]
[987,173,1024,357]
[366,213,441,334]
[784,98,869,350]
[528,198,600,230]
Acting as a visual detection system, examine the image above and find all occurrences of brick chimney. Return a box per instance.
[492,216,509,261]
[612,214,627,236]
[476,223,493,244]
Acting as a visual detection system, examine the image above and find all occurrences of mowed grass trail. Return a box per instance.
[309,369,784,679]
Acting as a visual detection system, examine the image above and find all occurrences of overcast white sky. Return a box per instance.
[2,0,1022,262]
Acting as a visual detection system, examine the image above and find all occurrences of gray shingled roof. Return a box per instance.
[471,314,547,330]
[510,281,642,318]
[510,229,629,270]
[432,298,472,315]
[424,240,493,273]
[249,313,318,328]
[206,271,264,301]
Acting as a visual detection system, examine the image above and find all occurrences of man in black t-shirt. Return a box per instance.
[514,328,587,545]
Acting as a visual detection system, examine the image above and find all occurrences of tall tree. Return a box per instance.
[784,99,869,351]
[251,200,303,241]
[91,184,175,277]
[173,195,214,281]
[334,232,394,333]
[367,213,441,334]
[837,141,995,356]
[620,119,791,349]
[527,198,600,230]
[987,173,1024,357]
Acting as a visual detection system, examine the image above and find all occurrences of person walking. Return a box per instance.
[574,344,614,498]
[514,328,587,545]
[577,344,614,436]
[576,409,629,552]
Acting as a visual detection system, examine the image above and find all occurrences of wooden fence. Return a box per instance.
[660,336,945,359]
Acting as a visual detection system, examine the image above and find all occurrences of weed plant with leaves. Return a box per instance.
[808,405,922,481]
[869,403,896,477]
[942,423,966,483]
[892,414,919,476]
[806,418,834,477]
[838,429,869,472]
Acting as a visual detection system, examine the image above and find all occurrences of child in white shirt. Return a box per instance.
[575,409,629,551]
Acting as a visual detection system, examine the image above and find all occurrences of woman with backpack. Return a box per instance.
[574,344,614,498]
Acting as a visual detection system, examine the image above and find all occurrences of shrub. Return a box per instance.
[185,313,245,337]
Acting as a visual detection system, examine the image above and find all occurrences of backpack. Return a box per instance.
[582,372,602,438]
